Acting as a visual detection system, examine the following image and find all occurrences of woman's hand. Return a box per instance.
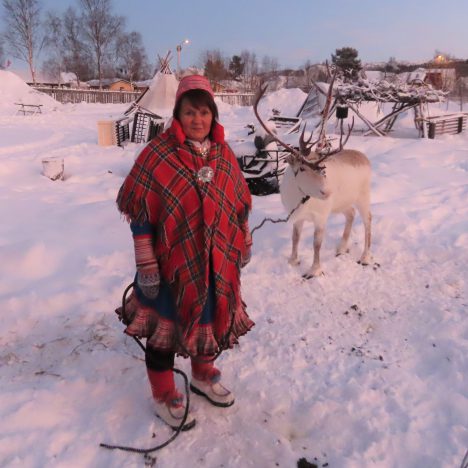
[241,249,251,268]
[137,266,160,299]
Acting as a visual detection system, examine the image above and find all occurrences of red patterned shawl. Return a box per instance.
[117,119,252,346]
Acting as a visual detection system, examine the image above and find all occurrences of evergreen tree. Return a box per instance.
[228,55,244,80]
[201,49,227,82]
[331,46,362,81]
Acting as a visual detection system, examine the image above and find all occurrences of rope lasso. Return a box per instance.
[250,195,310,238]
[100,280,237,455]
[99,367,190,454]
[100,283,190,456]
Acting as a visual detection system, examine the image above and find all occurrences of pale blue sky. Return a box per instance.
[16,0,468,69]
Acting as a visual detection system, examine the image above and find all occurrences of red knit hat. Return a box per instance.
[176,75,214,103]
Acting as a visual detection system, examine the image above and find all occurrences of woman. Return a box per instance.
[116,75,254,431]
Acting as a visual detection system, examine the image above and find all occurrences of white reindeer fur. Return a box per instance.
[280,149,372,278]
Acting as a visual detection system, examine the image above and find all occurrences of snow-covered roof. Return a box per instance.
[10,69,58,84]
[59,72,78,84]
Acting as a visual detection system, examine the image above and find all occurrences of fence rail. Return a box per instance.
[32,86,256,106]
[214,93,255,106]
[33,86,142,104]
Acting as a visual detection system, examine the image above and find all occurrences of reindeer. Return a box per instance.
[253,78,372,279]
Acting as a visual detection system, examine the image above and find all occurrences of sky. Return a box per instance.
[6,0,468,71]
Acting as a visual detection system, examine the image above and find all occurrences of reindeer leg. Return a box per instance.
[288,220,304,266]
[336,207,355,256]
[303,224,325,279]
[356,202,372,265]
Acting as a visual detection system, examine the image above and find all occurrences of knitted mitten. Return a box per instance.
[133,233,160,299]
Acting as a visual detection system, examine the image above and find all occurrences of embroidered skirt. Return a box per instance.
[116,265,254,356]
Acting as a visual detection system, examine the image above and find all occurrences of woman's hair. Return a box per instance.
[173,89,219,135]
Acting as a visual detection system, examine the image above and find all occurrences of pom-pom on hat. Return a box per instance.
[175,75,214,103]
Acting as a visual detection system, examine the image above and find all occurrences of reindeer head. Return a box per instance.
[253,74,354,175]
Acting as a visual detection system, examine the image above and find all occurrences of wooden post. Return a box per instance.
[428,123,435,139]
[347,103,385,137]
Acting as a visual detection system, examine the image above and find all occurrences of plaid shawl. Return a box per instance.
[117,119,253,352]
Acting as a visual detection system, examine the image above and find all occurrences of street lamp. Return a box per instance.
[176,39,190,75]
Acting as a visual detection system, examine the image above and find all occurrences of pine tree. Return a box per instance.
[229,55,244,80]
[331,47,362,81]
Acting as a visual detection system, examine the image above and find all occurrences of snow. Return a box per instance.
[0,74,467,468]
[0,71,61,113]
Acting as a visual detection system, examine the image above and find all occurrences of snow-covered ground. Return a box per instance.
[0,72,467,468]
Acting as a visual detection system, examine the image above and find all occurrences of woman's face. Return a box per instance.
[179,98,213,142]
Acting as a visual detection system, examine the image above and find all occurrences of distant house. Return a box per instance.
[11,69,58,87]
[424,68,456,91]
[109,79,135,91]
[217,80,245,93]
[133,79,152,92]
[59,72,80,88]
[210,81,229,93]
[87,79,136,91]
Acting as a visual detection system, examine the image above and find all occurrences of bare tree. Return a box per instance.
[42,11,63,82]
[62,8,93,82]
[43,7,93,83]
[302,60,328,88]
[0,37,5,68]
[78,0,124,87]
[115,31,150,82]
[200,49,228,82]
[240,49,259,90]
[261,55,279,77]
[1,0,45,83]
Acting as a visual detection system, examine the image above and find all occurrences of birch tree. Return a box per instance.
[1,0,45,83]
[0,38,5,68]
[115,31,150,82]
[78,0,124,88]
[43,7,93,83]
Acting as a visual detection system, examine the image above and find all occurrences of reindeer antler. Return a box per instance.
[253,77,354,173]
[299,123,320,157]
[304,117,355,171]
[253,83,301,158]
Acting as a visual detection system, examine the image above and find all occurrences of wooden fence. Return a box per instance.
[214,93,255,106]
[33,86,141,104]
[32,86,255,106]
[424,112,468,139]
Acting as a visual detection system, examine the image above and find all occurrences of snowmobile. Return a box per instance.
[228,115,301,195]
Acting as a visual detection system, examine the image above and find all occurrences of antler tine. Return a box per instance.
[315,67,338,154]
[339,116,355,149]
[253,84,300,157]
[313,116,355,167]
[327,115,355,157]
[298,123,316,156]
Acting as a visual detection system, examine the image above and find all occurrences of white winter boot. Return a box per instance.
[190,377,235,407]
[190,358,235,407]
[154,391,196,431]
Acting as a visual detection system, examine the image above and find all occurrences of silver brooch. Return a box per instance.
[197,166,214,183]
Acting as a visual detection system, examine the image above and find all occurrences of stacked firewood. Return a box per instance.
[335,78,447,104]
